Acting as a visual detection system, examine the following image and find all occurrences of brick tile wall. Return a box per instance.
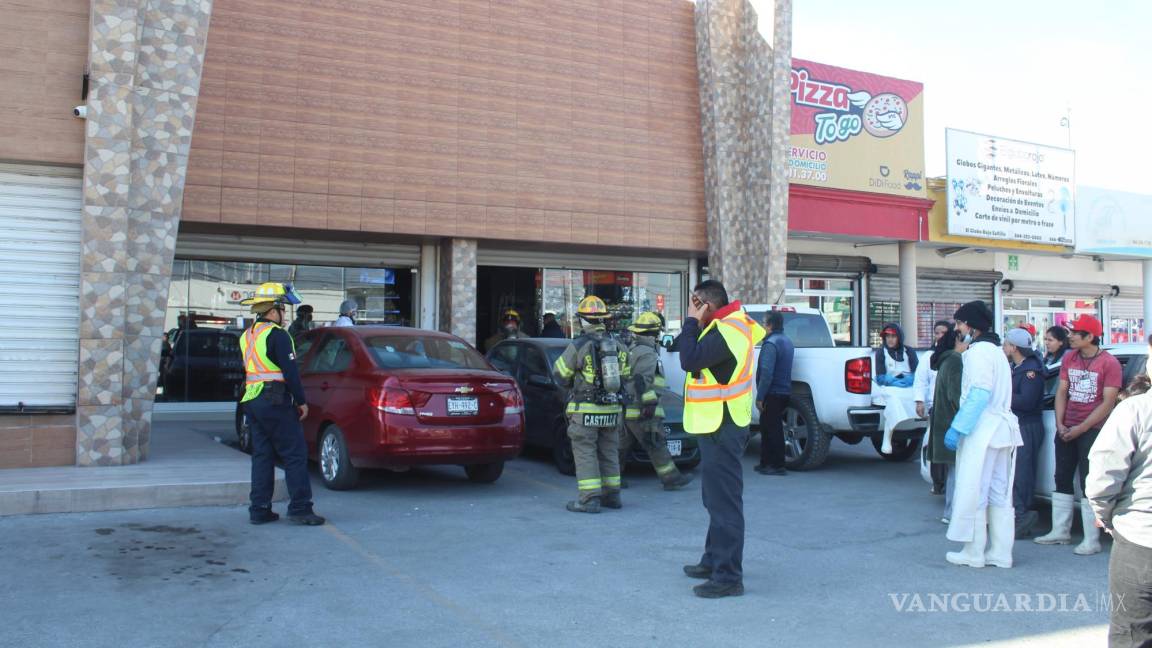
[182,0,707,251]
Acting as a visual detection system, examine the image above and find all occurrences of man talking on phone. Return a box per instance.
[677,280,765,598]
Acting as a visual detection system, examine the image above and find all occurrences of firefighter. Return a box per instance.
[620,312,694,490]
[483,309,530,352]
[239,283,325,526]
[553,296,631,513]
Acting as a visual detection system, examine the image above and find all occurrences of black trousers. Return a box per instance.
[759,395,789,470]
[1109,531,1152,648]
[697,421,748,584]
[1054,427,1100,495]
[246,387,314,516]
[1013,419,1045,512]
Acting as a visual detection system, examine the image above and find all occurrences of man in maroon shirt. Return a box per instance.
[1034,314,1121,555]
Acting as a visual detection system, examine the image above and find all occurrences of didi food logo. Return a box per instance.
[791,68,908,145]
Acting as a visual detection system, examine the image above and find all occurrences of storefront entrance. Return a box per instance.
[477,266,540,352]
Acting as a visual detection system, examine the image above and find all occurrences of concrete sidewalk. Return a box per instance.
[0,420,283,516]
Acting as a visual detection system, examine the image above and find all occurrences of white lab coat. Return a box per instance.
[913,350,936,411]
[331,315,355,327]
[946,340,1023,543]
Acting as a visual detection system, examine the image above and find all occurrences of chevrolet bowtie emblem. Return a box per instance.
[455,386,474,394]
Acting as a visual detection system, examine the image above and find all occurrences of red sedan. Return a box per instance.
[293,326,524,490]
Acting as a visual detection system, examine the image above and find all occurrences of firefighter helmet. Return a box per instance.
[576,295,610,321]
[628,311,663,334]
[240,282,302,311]
[501,309,521,323]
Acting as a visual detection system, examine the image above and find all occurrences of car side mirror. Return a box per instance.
[660,334,676,351]
[527,374,555,389]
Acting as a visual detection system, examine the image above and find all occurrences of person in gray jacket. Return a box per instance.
[1087,391,1152,647]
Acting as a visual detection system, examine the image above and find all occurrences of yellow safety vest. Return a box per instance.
[239,321,291,403]
[682,310,766,434]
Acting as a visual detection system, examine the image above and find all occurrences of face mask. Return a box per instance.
[962,333,973,344]
[503,324,517,334]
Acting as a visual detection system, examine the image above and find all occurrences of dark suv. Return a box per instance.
[487,337,700,475]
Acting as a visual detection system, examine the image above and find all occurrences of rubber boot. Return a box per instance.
[663,472,695,491]
[566,497,601,514]
[600,492,622,509]
[946,508,987,568]
[1014,510,1039,539]
[1074,498,1103,555]
[984,506,1015,568]
[1034,492,1074,545]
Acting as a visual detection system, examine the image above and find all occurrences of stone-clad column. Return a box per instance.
[439,239,478,347]
[77,0,214,465]
[693,0,792,304]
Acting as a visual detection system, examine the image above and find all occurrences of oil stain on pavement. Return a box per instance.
[87,523,254,586]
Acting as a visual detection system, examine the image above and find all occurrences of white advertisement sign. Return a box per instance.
[1076,187,1152,258]
[946,129,1075,245]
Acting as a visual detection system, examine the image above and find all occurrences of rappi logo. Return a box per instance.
[791,68,908,145]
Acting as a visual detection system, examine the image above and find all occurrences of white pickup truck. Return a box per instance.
[661,305,927,470]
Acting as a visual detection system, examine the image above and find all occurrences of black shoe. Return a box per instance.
[287,512,326,526]
[1015,510,1040,539]
[682,563,712,579]
[663,473,695,491]
[249,510,280,525]
[601,493,622,509]
[755,465,788,476]
[693,580,744,598]
[930,483,946,495]
[566,497,601,514]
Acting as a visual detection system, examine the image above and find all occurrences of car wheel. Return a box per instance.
[552,419,576,476]
[234,403,252,454]
[464,461,504,483]
[873,434,921,462]
[319,425,359,490]
[782,396,830,471]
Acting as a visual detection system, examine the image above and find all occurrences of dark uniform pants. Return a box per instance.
[698,421,749,584]
[246,386,314,516]
[568,414,621,504]
[1013,419,1045,513]
[759,395,789,470]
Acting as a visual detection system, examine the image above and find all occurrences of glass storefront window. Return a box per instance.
[541,269,683,338]
[786,276,856,346]
[1110,318,1145,345]
[160,259,413,403]
[1002,297,1099,351]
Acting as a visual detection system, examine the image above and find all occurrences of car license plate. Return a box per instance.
[667,440,682,456]
[582,413,619,427]
[447,396,479,416]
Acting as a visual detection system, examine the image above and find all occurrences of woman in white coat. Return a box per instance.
[943,301,1023,568]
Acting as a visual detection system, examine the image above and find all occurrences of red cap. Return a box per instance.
[1067,315,1103,338]
[1019,323,1037,336]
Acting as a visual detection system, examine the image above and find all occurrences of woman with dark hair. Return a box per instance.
[926,328,966,522]
[1042,326,1071,378]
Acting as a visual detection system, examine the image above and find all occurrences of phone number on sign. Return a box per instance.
[788,168,828,181]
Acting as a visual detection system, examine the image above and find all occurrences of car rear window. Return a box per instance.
[366,335,490,370]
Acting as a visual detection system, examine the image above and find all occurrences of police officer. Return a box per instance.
[484,309,530,352]
[240,282,325,526]
[620,312,693,490]
[553,296,631,513]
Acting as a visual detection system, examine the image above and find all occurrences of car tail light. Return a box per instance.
[500,385,524,415]
[845,357,872,394]
[369,386,415,415]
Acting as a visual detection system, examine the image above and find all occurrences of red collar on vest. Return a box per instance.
[712,300,742,321]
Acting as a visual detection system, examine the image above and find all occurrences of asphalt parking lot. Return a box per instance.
[0,422,1111,647]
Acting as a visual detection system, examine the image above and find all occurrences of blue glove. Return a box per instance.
[944,427,962,450]
[951,387,991,435]
[890,373,914,388]
[875,374,893,387]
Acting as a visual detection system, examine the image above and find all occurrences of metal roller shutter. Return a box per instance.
[175,233,421,267]
[477,246,689,274]
[870,268,1000,303]
[0,163,82,412]
[1111,298,1144,319]
[1003,280,1113,301]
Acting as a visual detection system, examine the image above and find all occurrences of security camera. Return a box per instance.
[73,105,87,119]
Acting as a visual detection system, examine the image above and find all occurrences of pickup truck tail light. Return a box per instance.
[845,357,872,394]
[368,386,416,415]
